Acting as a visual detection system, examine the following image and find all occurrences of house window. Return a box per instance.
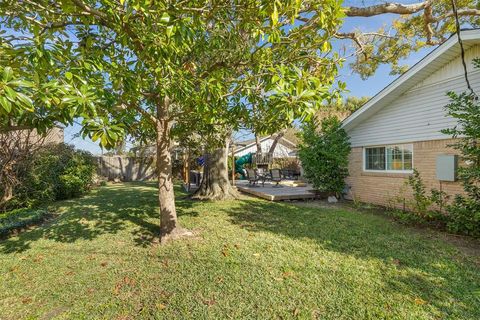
[364,144,413,172]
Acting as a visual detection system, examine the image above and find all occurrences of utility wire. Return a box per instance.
[451,0,477,97]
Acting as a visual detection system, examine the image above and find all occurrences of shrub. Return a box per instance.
[406,169,432,217]
[7,144,97,209]
[0,208,50,238]
[446,196,480,237]
[400,169,449,222]
[298,116,351,197]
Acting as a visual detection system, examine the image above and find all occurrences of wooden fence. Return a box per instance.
[96,156,156,181]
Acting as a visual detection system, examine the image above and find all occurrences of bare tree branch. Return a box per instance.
[344,1,430,17]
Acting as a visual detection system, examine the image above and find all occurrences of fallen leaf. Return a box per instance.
[100,261,108,267]
[33,255,44,263]
[113,283,122,295]
[21,297,32,304]
[157,303,167,310]
[203,298,216,306]
[293,308,300,317]
[414,298,427,305]
[123,276,136,286]
[253,253,260,257]
[392,259,401,266]
[234,244,240,249]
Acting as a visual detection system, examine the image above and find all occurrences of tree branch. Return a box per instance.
[0,125,35,133]
[344,1,430,17]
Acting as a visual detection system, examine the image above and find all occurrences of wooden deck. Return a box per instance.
[235,180,315,201]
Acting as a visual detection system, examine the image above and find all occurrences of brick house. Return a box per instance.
[342,30,480,207]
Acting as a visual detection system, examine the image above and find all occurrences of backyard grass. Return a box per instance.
[0,182,479,319]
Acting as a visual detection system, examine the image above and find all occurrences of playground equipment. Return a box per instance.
[234,153,253,179]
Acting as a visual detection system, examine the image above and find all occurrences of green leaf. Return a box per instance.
[16,92,34,109]
[271,4,279,26]
[65,72,73,80]
[0,96,12,113]
[160,12,170,24]
[4,86,17,101]
[9,80,35,88]
[107,129,119,140]
[166,25,174,38]
[3,67,13,82]
[321,41,330,53]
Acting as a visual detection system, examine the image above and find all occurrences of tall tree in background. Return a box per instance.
[340,0,480,78]
[316,96,370,122]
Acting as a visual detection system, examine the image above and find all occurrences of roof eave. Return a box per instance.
[341,29,480,132]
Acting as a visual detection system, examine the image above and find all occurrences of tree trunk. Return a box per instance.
[255,133,262,154]
[0,174,13,209]
[156,97,191,242]
[193,137,239,201]
[268,129,286,154]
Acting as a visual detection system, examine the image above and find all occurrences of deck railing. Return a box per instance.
[254,152,273,165]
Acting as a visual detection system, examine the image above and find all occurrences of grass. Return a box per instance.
[0,182,479,319]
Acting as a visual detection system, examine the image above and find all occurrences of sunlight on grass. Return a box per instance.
[0,182,479,319]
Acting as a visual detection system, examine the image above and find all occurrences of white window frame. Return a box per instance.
[363,144,414,173]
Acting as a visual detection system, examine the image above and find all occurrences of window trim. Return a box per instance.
[363,144,414,173]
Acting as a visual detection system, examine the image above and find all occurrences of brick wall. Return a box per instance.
[345,139,465,208]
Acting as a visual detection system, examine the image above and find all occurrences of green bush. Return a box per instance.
[298,116,351,196]
[446,195,480,237]
[7,144,97,209]
[391,169,449,225]
[405,169,449,221]
[0,208,49,238]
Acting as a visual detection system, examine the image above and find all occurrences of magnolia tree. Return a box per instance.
[1,0,345,241]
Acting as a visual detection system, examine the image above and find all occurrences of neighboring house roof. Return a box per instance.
[280,127,300,146]
[1,126,64,146]
[234,134,298,154]
[342,29,480,132]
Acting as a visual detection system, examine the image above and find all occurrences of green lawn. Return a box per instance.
[0,182,479,319]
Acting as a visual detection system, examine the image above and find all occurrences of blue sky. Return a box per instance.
[66,4,433,154]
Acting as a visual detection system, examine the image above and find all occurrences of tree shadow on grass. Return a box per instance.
[0,182,197,253]
[222,199,480,318]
